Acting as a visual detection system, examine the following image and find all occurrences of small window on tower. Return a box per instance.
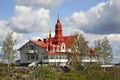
[61,43,65,50]
[62,45,64,49]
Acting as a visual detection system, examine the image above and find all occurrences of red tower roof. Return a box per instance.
[54,15,64,45]
[55,14,62,30]
[48,31,53,51]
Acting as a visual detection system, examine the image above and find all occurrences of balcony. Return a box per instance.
[27,50,38,53]
[43,59,68,63]
[82,59,98,62]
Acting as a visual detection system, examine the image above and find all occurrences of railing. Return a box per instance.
[43,59,68,63]
[27,50,38,53]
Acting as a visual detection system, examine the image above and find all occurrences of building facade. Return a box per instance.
[18,16,97,66]
[18,16,74,66]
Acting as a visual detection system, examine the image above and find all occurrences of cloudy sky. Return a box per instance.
[0,0,120,63]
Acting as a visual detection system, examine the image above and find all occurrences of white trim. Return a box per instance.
[43,59,68,63]
[101,64,114,67]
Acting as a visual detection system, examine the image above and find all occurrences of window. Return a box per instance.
[36,55,38,60]
[28,55,29,60]
[56,55,59,59]
[49,55,54,59]
[29,45,34,50]
[31,55,35,60]
[62,46,64,49]
[44,55,48,59]
[61,43,66,50]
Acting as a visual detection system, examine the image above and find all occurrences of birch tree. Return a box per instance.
[2,32,17,71]
[70,33,89,70]
[100,37,113,64]
[94,39,102,62]
[94,37,113,71]
[71,33,89,56]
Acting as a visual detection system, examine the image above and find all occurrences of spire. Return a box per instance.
[49,30,52,45]
[54,14,64,44]
[57,13,60,22]
[49,30,51,38]
[48,30,53,51]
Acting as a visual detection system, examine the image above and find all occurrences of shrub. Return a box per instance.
[59,70,86,80]
[85,68,112,80]
[0,62,6,67]
[35,66,58,80]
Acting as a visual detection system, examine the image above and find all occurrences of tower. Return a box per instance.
[48,31,53,51]
[54,15,64,45]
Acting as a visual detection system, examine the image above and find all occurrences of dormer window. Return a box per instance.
[61,43,66,50]
[62,45,64,49]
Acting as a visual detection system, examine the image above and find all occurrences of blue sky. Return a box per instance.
[0,0,107,27]
[50,0,107,27]
[0,0,120,63]
[0,0,15,19]
[0,0,107,20]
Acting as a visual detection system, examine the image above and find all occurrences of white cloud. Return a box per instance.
[65,11,88,29]
[0,2,51,52]
[63,0,120,63]
[107,34,120,42]
[9,6,50,33]
[0,0,120,63]
[65,0,120,34]
[84,33,120,63]
[0,6,50,50]
[0,20,12,41]
[16,0,64,9]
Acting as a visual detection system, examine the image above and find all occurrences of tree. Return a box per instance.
[100,37,113,64]
[2,32,17,71]
[71,33,89,55]
[70,33,89,70]
[94,37,113,70]
[94,39,102,62]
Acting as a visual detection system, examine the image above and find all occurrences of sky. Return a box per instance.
[0,0,120,63]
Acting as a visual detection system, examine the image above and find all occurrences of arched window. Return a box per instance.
[61,43,66,50]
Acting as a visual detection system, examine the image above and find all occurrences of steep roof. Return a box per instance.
[46,35,75,48]
[30,40,47,48]
[18,39,47,50]
[18,16,75,53]
[63,36,75,48]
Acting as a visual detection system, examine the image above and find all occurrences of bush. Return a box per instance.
[108,67,120,80]
[85,68,112,80]
[35,66,58,80]
[59,70,86,80]
[0,62,6,67]
[10,62,16,66]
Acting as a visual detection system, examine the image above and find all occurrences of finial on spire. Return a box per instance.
[49,30,51,38]
[58,13,59,19]
[57,13,60,22]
